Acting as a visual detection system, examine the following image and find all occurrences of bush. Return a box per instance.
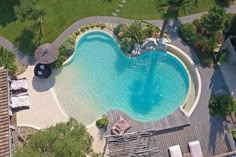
[14,118,93,157]
[231,129,236,141]
[85,25,90,30]
[100,23,106,29]
[114,24,124,36]
[209,95,236,116]
[218,51,228,64]
[50,55,65,69]
[50,36,75,68]
[59,36,75,58]
[177,23,197,44]
[120,37,134,53]
[199,52,213,66]
[229,14,236,36]
[96,116,109,128]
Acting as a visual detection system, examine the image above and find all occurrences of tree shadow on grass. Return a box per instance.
[214,0,231,7]
[14,28,36,56]
[0,0,19,27]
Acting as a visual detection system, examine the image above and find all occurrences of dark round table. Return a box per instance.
[34,63,52,79]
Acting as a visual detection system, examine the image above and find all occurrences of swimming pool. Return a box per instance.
[53,31,189,125]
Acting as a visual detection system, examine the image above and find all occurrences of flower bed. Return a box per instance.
[177,22,217,67]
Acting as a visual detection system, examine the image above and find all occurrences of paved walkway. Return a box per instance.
[0,36,35,65]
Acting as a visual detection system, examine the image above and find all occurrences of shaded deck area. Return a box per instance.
[106,109,229,157]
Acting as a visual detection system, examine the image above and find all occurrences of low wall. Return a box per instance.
[167,44,202,117]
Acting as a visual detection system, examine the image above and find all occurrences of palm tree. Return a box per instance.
[0,47,17,74]
[156,0,195,37]
[124,20,144,43]
[200,5,226,34]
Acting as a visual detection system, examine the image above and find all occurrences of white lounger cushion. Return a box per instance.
[11,79,28,90]
[11,96,30,108]
[169,145,183,157]
[188,140,204,157]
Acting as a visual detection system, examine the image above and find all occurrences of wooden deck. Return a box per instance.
[106,109,229,157]
[106,109,190,134]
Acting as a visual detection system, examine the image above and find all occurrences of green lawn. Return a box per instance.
[0,0,216,55]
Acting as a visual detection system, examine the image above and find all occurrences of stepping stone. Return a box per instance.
[115,9,120,13]
[112,12,118,16]
[122,0,127,3]
[119,4,124,7]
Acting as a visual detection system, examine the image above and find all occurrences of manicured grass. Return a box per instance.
[0,0,216,55]
[119,0,216,19]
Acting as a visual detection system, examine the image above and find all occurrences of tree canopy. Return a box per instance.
[14,118,94,157]
[201,5,226,34]
[156,0,195,37]
[209,95,236,116]
[0,47,17,75]
[14,0,44,22]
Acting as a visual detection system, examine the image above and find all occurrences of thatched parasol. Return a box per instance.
[35,43,59,64]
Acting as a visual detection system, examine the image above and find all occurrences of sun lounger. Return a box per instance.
[111,116,131,135]
[188,140,203,157]
[169,145,183,157]
[11,95,30,109]
[10,78,28,91]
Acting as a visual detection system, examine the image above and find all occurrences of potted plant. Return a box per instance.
[96,115,109,129]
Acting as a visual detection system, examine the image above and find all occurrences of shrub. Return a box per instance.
[120,37,134,53]
[209,95,236,116]
[100,23,106,29]
[0,47,17,75]
[178,23,197,44]
[50,55,65,69]
[14,118,93,157]
[85,25,90,30]
[199,52,213,66]
[114,24,124,36]
[96,116,109,128]
[90,23,95,28]
[229,14,236,36]
[50,36,75,68]
[80,27,86,32]
[200,5,226,34]
[142,23,160,38]
[59,36,75,58]
[230,129,236,141]
[217,50,228,64]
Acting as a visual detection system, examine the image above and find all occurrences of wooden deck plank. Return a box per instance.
[105,109,229,157]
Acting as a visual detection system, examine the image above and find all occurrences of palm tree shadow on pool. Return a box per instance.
[129,54,161,114]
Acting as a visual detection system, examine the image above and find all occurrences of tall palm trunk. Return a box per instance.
[160,18,169,38]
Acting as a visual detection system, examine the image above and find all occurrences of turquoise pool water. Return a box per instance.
[53,31,189,125]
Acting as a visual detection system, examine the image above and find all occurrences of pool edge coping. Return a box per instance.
[167,44,202,117]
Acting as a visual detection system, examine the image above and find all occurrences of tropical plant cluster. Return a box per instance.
[50,36,75,68]
[14,118,94,157]
[113,21,160,53]
[178,5,230,66]
[0,47,17,75]
[208,94,236,116]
